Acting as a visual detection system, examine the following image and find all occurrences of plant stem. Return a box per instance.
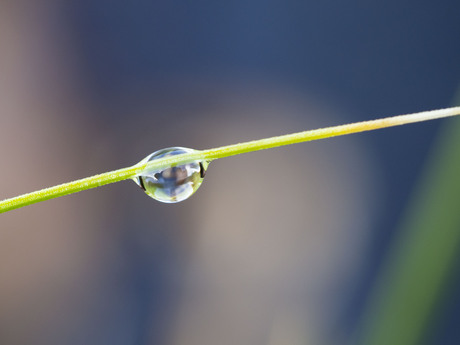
[1,106,460,213]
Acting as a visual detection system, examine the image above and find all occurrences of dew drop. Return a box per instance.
[134,147,208,203]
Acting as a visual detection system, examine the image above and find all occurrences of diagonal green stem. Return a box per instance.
[1,106,460,213]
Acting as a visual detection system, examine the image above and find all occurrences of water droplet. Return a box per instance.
[134,147,208,203]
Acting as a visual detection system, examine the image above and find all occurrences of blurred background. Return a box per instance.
[1,1,460,344]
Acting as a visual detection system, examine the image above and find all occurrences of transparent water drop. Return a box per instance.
[134,147,208,203]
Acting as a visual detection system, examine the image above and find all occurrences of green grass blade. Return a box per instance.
[1,106,460,213]
[356,103,460,345]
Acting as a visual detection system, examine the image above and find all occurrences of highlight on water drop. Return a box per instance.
[134,147,208,203]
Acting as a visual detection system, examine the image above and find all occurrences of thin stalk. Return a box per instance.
[1,106,460,213]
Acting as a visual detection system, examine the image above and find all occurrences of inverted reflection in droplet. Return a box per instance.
[134,147,208,203]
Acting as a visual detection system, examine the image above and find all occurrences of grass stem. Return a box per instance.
[1,106,460,213]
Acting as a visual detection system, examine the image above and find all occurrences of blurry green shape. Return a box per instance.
[357,95,460,345]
